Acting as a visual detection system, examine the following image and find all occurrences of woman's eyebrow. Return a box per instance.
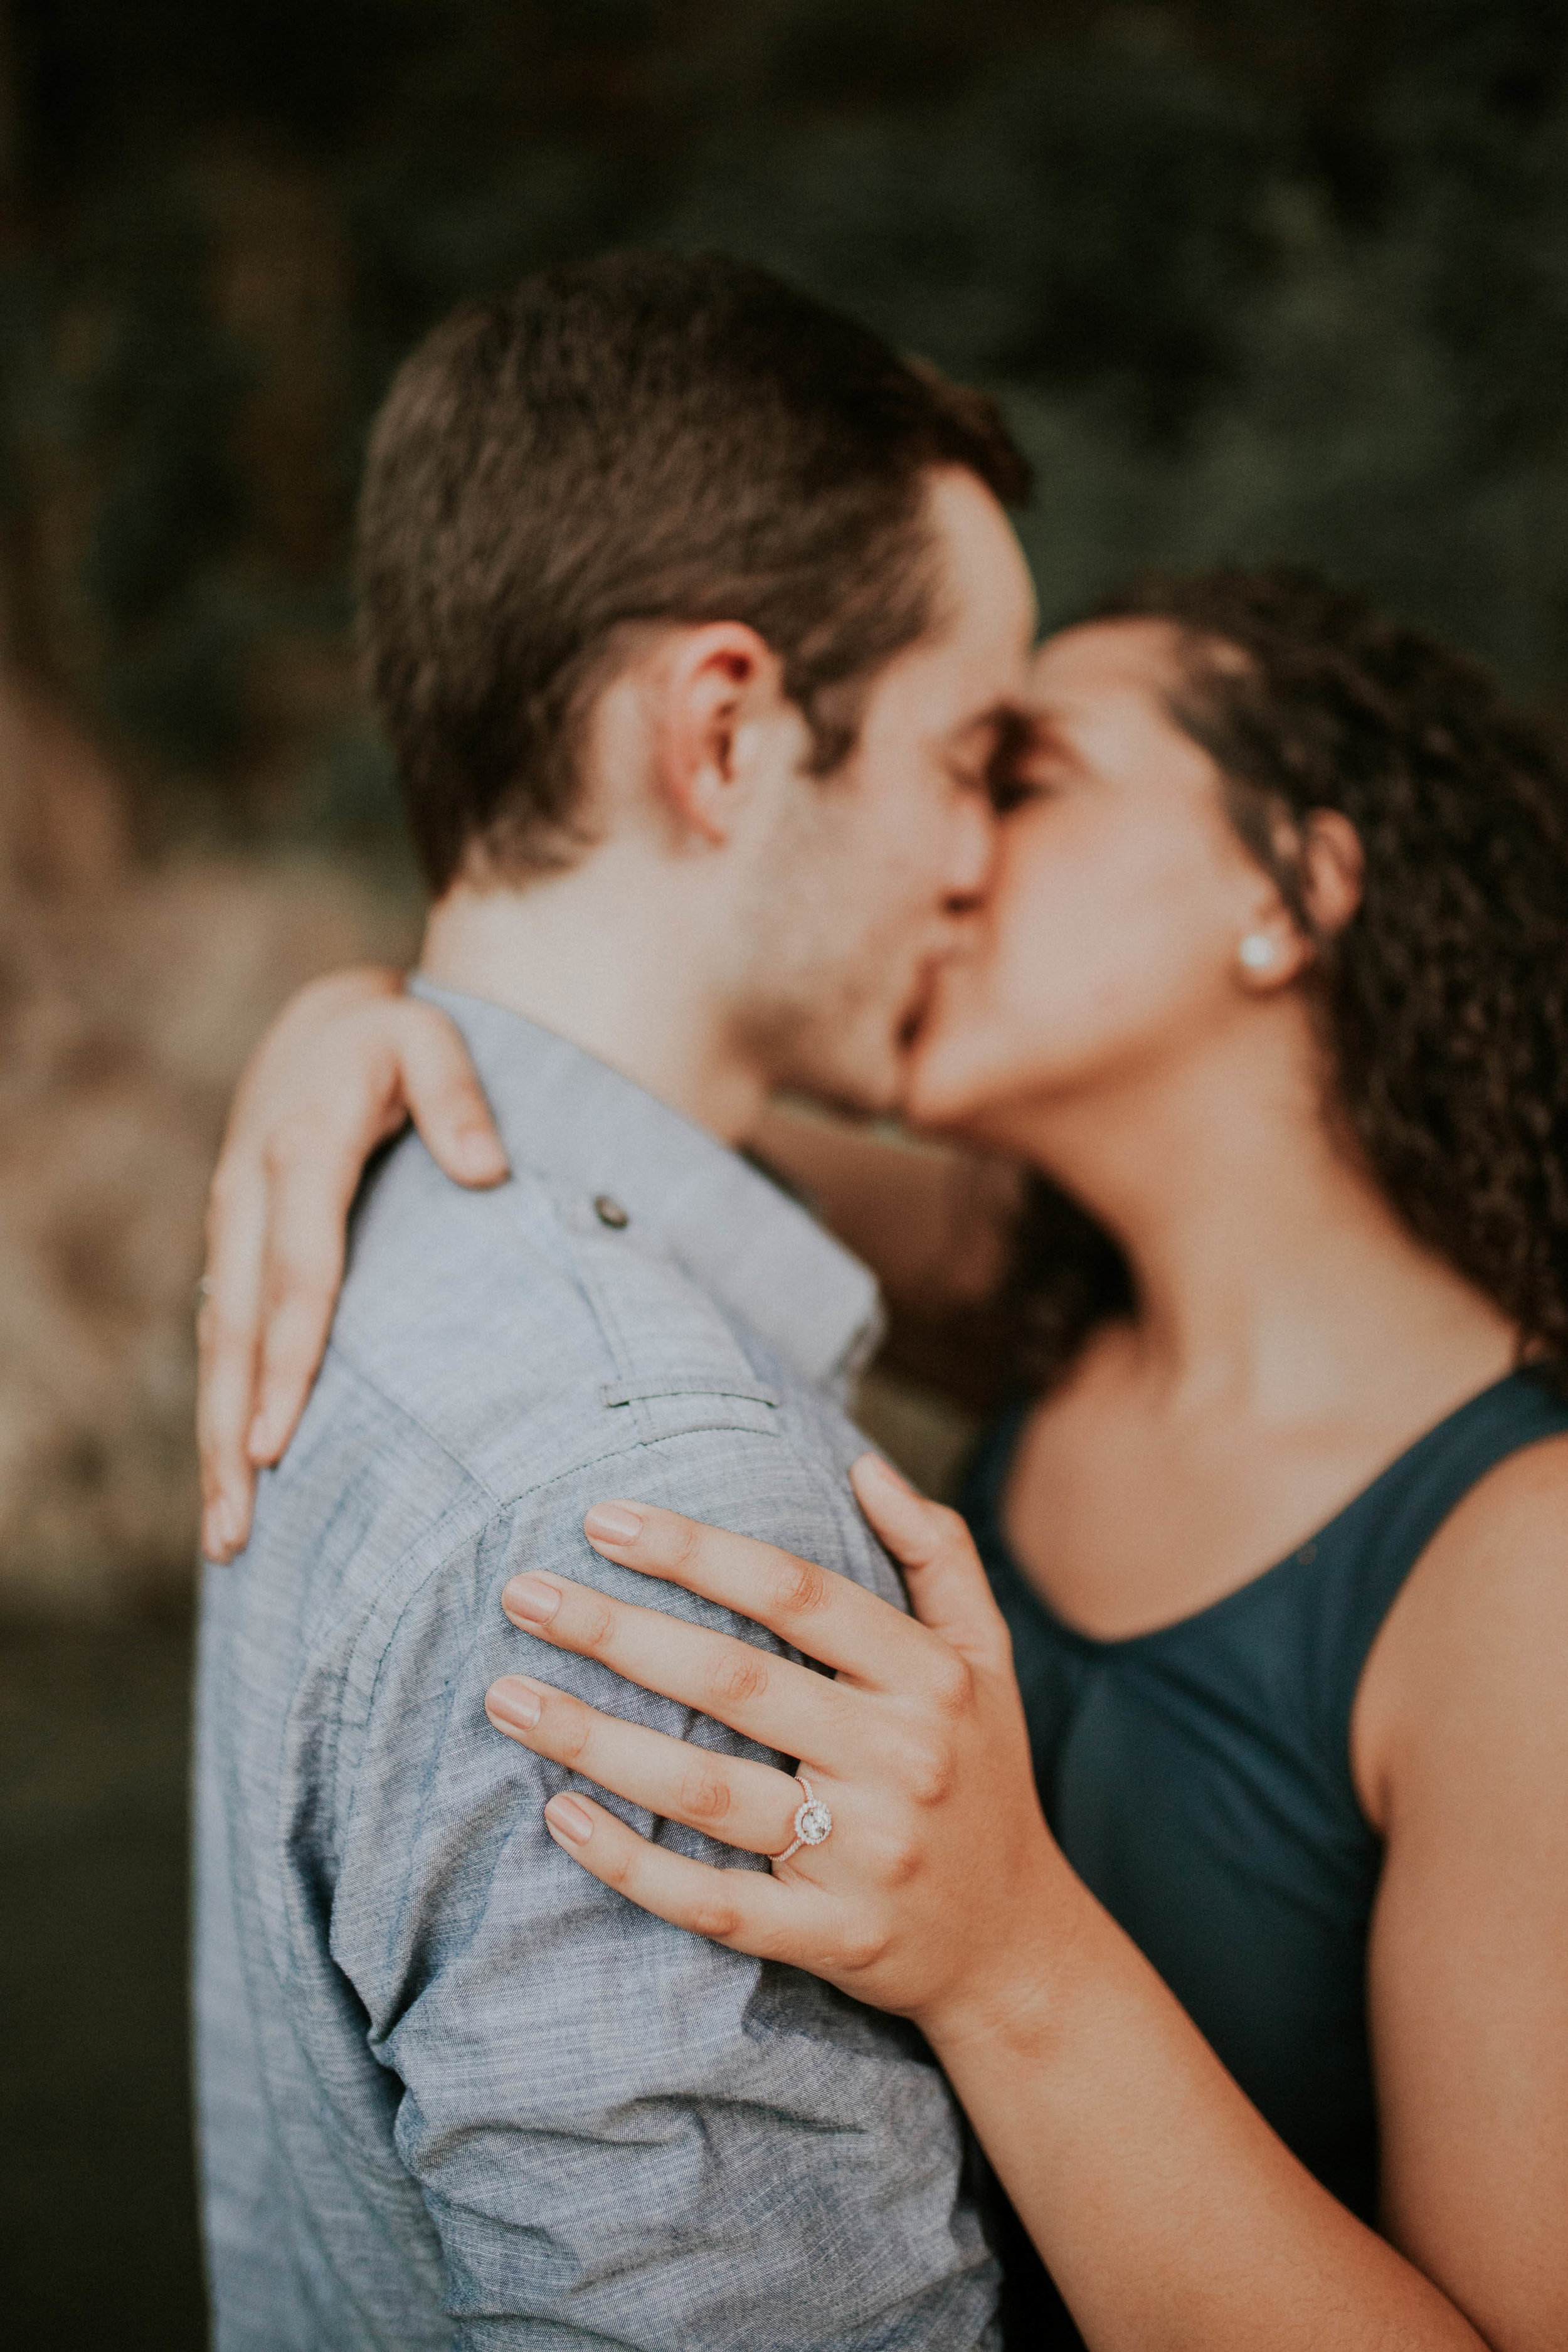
[1024,708,1079,761]
[945,702,1017,753]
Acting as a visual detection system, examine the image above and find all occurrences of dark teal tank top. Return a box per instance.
[958,1367,1568,2340]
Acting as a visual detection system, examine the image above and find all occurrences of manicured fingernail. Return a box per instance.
[458,1130,507,1179]
[486,1677,543,1729]
[545,1794,593,1846]
[583,1504,642,1545]
[503,1574,563,1626]
[247,1413,275,1461]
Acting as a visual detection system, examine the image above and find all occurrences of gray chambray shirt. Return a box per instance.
[194,982,1001,2352]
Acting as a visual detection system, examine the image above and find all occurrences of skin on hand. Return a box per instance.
[196,967,508,1562]
[484,1451,1063,2028]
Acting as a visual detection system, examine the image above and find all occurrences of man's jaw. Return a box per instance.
[746,950,955,1126]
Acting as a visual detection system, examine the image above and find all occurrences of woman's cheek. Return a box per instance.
[904,980,1000,1122]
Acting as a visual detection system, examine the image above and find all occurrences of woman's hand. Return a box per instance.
[487,1461,1496,2352]
[198,967,507,1562]
[484,1452,1063,2035]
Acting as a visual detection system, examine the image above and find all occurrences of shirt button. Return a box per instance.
[593,1194,630,1229]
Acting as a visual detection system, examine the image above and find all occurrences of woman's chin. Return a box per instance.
[901,1026,995,1136]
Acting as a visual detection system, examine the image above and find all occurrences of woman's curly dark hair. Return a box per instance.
[1007,564,1568,1396]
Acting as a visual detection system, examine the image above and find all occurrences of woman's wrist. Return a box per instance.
[912,1837,1088,2061]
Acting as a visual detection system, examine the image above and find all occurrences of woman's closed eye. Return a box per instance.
[989,772,1051,815]
[990,753,1069,816]
[987,723,1074,816]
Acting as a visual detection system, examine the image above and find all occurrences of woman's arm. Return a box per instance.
[480,1461,1558,2351]
[753,1104,1022,1316]
[1352,1435,1568,2352]
[197,967,508,1560]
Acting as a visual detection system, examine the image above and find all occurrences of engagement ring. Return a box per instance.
[771,1775,832,1865]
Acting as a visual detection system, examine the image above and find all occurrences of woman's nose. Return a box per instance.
[945,788,999,911]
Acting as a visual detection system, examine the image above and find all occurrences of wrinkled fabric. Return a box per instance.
[195,982,999,2352]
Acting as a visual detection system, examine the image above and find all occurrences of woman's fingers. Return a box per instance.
[196,976,509,1544]
[485,1673,807,1855]
[198,970,403,1551]
[395,1001,509,1188]
[501,1569,854,1757]
[196,1163,268,1560]
[246,1117,371,1464]
[246,999,502,1463]
[847,1454,1014,1668]
[539,1791,807,1963]
[578,1502,929,1685]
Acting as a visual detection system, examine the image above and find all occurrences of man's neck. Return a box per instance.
[420,863,768,1145]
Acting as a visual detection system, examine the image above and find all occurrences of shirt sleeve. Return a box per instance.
[327,1418,999,2352]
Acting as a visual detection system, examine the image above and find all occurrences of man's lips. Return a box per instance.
[894,958,948,1056]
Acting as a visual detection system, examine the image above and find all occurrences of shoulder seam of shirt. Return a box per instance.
[323,1320,787,1515]
[333,1167,788,1483]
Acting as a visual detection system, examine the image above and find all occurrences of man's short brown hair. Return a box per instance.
[357,250,1032,892]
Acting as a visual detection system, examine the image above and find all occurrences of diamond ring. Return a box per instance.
[771,1775,832,1865]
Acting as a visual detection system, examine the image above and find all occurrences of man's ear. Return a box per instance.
[651,622,782,846]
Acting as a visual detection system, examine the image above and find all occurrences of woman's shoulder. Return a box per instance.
[1353,1414,1568,1830]
[1397,1408,1568,1613]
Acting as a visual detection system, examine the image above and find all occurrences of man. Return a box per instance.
[195,248,1036,2349]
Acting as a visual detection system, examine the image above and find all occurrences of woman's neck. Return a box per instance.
[1009,1011,1515,1428]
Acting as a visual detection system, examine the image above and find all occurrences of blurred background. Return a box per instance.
[4,1,1568,2338]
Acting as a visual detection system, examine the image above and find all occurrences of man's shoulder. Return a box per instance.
[325,1128,795,1495]
[231,1127,895,1715]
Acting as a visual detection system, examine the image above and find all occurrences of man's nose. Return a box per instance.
[943,787,998,913]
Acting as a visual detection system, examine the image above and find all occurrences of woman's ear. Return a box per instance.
[1235,809,1364,994]
[651,622,781,846]
[1301,808,1365,939]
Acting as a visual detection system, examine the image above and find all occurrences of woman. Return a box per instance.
[198,569,1568,2348]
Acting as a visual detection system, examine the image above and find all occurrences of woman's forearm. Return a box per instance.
[752,1104,1019,1313]
[925,1873,1485,2352]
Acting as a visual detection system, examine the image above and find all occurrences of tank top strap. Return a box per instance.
[1309,1367,1568,1740]
[963,1394,1029,1514]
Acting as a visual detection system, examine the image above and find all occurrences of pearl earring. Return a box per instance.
[1237,932,1276,973]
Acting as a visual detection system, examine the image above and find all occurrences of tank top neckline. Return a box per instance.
[980,1365,1547,1660]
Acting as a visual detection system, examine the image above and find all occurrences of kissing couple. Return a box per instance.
[194,250,1568,2350]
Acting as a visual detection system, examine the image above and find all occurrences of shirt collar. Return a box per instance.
[408,978,884,1396]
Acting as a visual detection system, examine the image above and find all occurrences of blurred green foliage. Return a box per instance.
[3,0,1568,842]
